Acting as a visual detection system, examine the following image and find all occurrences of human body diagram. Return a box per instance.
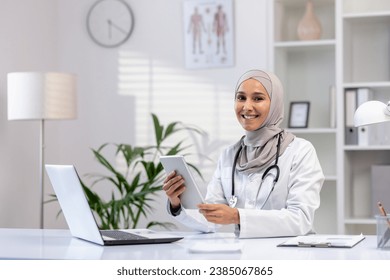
[185,1,233,68]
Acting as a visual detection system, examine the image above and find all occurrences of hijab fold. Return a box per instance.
[233,70,295,173]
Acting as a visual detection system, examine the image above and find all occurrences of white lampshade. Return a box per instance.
[354,100,390,127]
[7,72,77,120]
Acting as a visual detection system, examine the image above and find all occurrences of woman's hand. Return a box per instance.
[198,203,240,225]
[162,171,185,209]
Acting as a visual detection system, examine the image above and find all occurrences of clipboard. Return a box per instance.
[277,234,365,248]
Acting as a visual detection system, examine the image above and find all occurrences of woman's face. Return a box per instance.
[234,78,271,131]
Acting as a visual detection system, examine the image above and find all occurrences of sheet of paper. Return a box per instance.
[188,242,243,253]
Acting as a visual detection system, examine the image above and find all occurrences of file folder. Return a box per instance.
[345,89,358,145]
[277,234,365,248]
[356,88,373,146]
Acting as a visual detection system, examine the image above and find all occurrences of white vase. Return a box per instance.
[297,1,322,40]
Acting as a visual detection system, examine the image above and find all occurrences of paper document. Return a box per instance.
[277,234,365,248]
[189,242,243,253]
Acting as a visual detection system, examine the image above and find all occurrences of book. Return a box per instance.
[277,234,365,248]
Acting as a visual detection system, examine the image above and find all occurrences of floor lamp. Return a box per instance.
[7,72,77,229]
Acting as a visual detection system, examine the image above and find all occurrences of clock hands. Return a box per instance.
[87,0,134,48]
[107,19,128,39]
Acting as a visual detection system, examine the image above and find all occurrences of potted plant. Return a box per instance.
[79,113,204,230]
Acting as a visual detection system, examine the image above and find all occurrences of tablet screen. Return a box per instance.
[160,155,205,209]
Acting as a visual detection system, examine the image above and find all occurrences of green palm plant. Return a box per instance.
[80,113,204,230]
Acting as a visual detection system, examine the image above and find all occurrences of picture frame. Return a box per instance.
[288,102,310,128]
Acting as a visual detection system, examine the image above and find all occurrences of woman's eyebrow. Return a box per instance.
[236,90,266,94]
[235,91,246,96]
[252,91,268,96]
[235,90,268,97]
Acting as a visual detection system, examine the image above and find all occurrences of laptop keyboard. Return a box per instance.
[101,230,148,240]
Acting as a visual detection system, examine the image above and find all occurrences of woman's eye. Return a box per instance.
[236,95,246,101]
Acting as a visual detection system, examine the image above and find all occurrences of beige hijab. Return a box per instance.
[234,69,295,173]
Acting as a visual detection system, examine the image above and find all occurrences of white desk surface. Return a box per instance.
[0,228,389,260]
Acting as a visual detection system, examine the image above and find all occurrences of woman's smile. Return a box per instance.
[242,114,259,119]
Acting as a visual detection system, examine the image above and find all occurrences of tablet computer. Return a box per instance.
[160,155,205,209]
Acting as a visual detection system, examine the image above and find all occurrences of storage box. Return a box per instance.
[371,165,390,216]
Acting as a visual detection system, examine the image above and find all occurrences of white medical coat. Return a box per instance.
[168,137,324,238]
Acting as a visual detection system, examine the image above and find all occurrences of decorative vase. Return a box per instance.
[297,1,322,40]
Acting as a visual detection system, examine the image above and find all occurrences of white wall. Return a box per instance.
[0,0,59,228]
[0,0,268,229]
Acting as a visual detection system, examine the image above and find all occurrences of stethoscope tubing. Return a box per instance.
[230,132,282,208]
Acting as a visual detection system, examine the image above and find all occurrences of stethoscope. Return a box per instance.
[229,132,282,208]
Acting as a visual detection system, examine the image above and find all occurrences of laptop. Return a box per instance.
[45,164,183,246]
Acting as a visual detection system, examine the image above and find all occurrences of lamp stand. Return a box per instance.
[39,119,45,229]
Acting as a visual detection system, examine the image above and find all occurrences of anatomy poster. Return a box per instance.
[183,0,234,69]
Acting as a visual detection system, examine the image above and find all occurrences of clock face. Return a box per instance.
[86,0,134,48]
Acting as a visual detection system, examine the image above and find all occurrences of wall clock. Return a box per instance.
[86,0,135,48]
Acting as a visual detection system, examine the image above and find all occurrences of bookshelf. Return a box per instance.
[341,1,390,234]
[269,0,390,234]
[269,0,337,234]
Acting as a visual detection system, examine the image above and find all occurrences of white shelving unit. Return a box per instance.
[269,0,390,234]
[269,0,338,234]
[340,0,390,234]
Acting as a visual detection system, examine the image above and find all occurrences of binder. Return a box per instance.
[277,234,365,248]
[356,88,373,146]
[344,89,358,145]
[329,85,336,128]
[345,127,358,145]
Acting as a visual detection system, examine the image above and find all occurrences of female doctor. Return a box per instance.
[162,69,324,238]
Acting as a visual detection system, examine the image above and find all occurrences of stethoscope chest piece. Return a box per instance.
[229,195,238,208]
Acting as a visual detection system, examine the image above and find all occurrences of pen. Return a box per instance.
[377,202,390,228]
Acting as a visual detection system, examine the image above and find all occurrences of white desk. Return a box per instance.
[0,228,389,260]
